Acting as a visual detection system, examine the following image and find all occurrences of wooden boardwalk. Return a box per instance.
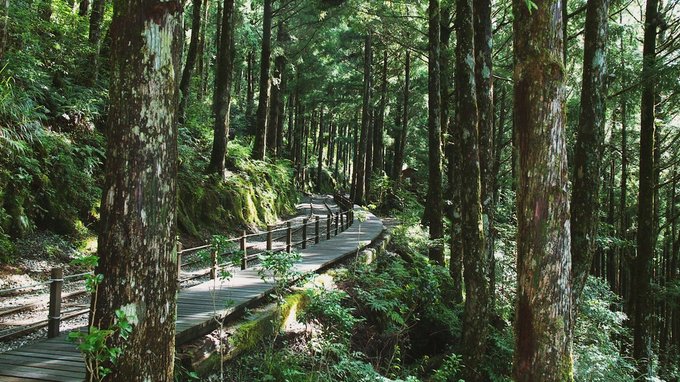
[0,207,384,381]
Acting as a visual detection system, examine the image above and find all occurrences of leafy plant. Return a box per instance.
[68,255,133,382]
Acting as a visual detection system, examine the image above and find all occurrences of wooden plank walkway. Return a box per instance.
[0,207,384,381]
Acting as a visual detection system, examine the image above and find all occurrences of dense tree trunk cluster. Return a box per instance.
[9,0,673,377]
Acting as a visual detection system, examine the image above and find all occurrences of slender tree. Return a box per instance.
[93,0,182,379]
[427,0,444,265]
[88,0,106,82]
[177,0,203,123]
[0,0,7,61]
[456,0,489,377]
[512,0,573,379]
[571,0,610,303]
[252,0,273,160]
[474,0,495,302]
[207,0,235,175]
[633,0,659,374]
[354,33,371,205]
[373,50,387,176]
[392,49,410,182]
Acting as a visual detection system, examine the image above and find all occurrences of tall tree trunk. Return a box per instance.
[427,0,444,265]
[512,0,573,380]
[392,50,410,182]
[196,0,208,100]
[78,0,89,16]
[252,0,272,160]
[317,109,325,193]
[93,0,181,379]
[267,22,285,157]
[633,0,659,374]
[0,0,8,61]
[457,0,489,378]
[374,51,387,176]
[354,33,371,205]
[207,0,235,175]
[474,0,496,310]
[618,19,629,299]
[570,0,609,303]
[246,49,255,135]
[177,0,203,124]
[88,0,106,83]
[442,3,462,303]
[365,109,373,198]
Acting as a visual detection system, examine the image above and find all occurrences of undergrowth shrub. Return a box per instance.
[343,252,462,376]
[574,277,635,381]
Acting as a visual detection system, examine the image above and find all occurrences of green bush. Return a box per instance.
[574,277,635,382]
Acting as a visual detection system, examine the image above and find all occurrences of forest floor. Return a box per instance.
[0,194,336,354]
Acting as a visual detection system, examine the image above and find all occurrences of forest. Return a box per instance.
[0,0,679,380]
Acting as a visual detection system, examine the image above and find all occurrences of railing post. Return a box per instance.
[177,242,182,284]
[267,225,273,251]
[326,215,331,240]
[335,214,340,235]
[339,212,344,232]
[210,249,218,279]
[302,218,308,249]
[315,216,320,244]
[240,231,247,270]
[286,222,292,253]
[48,267,63,338]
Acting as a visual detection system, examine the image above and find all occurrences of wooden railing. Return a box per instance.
[0,194,355,341]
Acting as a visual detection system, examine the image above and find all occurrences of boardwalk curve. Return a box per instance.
[0,205,384,381]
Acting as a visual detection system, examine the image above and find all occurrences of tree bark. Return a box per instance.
[354,33,371,205]
[267,21,285,157]
[633,0,659,374]
[512,0,573,380]
[246,49,255,135]
[78,0,89,16]
[427,0,444,265]
[177,0,203,124]
[87,0,106,83]
[317,109,324,193]
[196,0,208,99]
[442,4,462,303]
[207,0,235,175]
[392,50,409,182]
[252,0,272,160]
[457,0,489,378]
[373,50,387,176]
[0,0,8,61]
[570,0,609,303]
[474,0,496,311]
[94,0,182,379]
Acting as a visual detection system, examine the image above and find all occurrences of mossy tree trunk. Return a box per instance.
[456,0,489,378]
[512,0,573,380]
[267,21,285,157]
[87,0,106,83]
[427,0,444,265]
[373,50,387,176]
[443,1,462,302]
[354,33,371,205]
[633,0,659,375]
[252,0,272,160]
[207,0,235,176]
[0,0,7,60]
[474,0,495,308]
[93,0,182,379]
[392,49,409,182]
[177,0,203,124]
[571,0,609,304]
